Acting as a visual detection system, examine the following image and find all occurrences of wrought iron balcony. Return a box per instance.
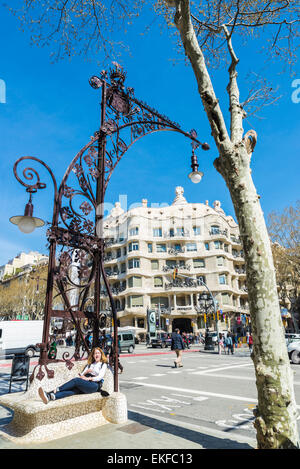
[209,229,228,237]
[162,263,191,272]
[165,278,201,290]
[168,247,185,255]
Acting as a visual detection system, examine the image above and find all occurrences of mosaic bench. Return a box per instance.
[0,360,127,444]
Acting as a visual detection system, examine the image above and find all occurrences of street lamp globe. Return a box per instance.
[17,216,37,234]
[188,170,203,184]
[9,195,45,234]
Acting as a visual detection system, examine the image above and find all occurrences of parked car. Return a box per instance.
[105,331,135,353]
[287,340,300,364]
[150,333,172,349]
[285,333,300,345]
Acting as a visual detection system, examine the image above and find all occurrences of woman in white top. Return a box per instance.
[38,347,108,404]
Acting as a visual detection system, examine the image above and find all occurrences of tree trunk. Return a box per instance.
[214,144,299,449]
[170,0,300,448]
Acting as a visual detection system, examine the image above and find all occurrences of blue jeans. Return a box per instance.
[55,377,99,400]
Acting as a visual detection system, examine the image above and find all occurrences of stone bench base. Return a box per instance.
[0,361,127,444]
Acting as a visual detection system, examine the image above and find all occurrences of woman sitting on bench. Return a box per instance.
[38,347,109,404]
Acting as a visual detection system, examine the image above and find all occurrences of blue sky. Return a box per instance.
[0,4,299,266]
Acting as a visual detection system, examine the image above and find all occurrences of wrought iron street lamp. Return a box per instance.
[197,281,220,353]
[9,192,45,233]
[9,63,209,390]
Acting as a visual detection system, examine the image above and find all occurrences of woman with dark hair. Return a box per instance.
[38,347,109,404]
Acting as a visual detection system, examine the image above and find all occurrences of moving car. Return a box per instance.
[150,333,172,349]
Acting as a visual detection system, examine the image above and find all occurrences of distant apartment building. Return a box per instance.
[100,187,249,336]
[0,251,48,281]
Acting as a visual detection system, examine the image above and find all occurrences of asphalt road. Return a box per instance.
[1,344,300,446]
[117,345,300,442]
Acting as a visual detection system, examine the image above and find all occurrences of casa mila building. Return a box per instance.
[101,187,250,339]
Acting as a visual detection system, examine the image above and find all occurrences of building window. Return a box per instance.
[214,240,223,249]
[128,258,140,269]
[150,297,168,308]
[193,226,201,235]
[176,227,185,236]
[153,228,162,237]
[211,225,220,235]
[129,241,139,252]
[121,263,126,273]
[130,295,144,307]
[187,243,197,252]
[193,258,205,268]
[166,260,176,269]
[154,276,163,288]
[205,242,210,251]
[148,243,153,253]
[116,248,121,258]
[169,228,174,237]
[129,227,139,236]
[219,274,227,285]
[151,260,159,270]
[217,256,225,266]
[156,244,166,253]
[128,276,142,288]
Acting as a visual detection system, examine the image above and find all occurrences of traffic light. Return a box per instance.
[173,268,178,280]
[217,311,220,321]
[204,313,207,323]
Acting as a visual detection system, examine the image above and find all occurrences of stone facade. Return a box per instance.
[101,187,250,336]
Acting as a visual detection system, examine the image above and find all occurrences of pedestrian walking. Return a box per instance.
[218,333,225,355]
[246,332,253,353]
[225,333,233,355]
[171,328,185,368]
[38,347,109,404]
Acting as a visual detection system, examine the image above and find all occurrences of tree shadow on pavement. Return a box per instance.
[128,410,255,450]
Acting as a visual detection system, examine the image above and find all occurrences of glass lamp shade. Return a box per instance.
[188,170,203,184]
[9,214,45,234]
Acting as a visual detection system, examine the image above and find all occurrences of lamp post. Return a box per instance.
[9,63,209,390]
[198,283,220,353]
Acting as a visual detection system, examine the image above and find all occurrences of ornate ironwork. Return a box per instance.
[11,63,209,392]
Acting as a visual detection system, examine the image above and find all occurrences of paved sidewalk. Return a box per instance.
[0,407,256,450]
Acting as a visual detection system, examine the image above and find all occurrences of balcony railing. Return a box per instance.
[165,230,191,238]
[168,247,185,255]
[162,264,191,272]
[165,278,202,290]
[209,229,228,237]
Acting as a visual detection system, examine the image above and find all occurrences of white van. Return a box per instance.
[0,320,44,358]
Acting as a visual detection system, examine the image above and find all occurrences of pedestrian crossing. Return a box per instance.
[122,355,253,382]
